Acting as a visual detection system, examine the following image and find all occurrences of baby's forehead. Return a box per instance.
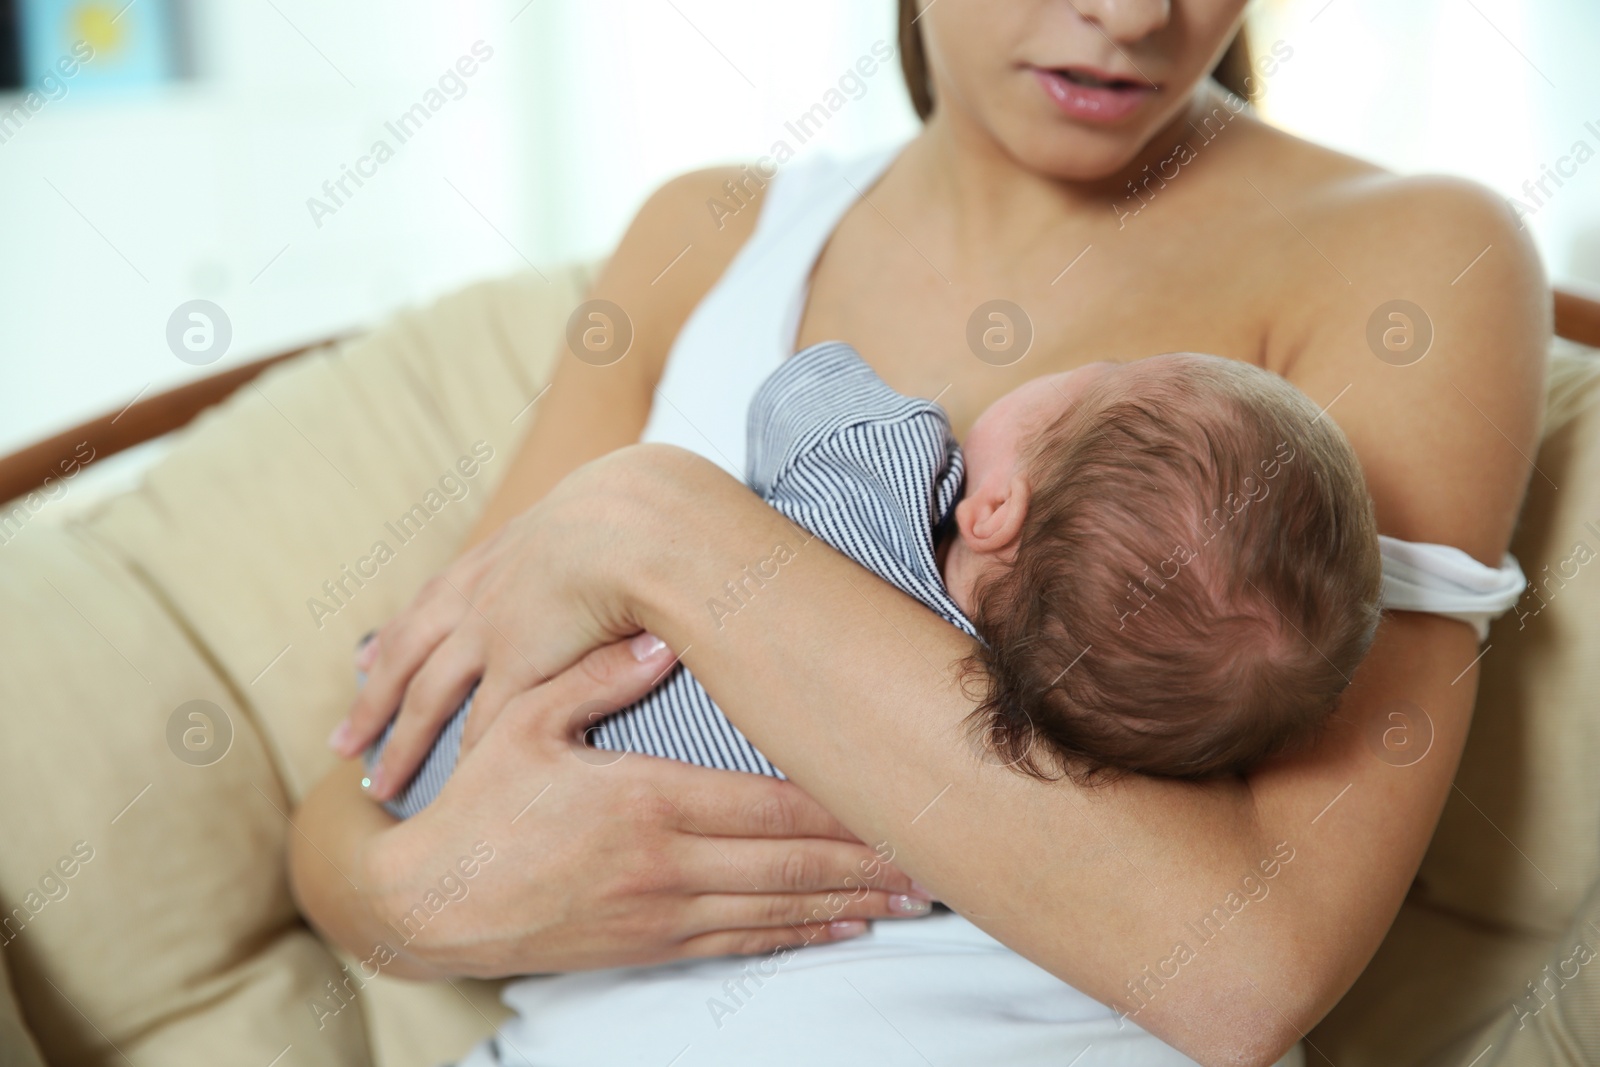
[1115,351,1224,387]
[1028,353,1239,436]
[1074,352,1229,402]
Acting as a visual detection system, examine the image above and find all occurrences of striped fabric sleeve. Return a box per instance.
[748,341,976,636]
[370,341,973,817]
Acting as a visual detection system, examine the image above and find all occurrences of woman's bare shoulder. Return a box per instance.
[1237,119,1541,299]
[1234,119,1550,559]
[601,166,770,338]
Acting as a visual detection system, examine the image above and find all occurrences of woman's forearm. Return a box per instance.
[601,444,1479,1064]
[289,761,443,980]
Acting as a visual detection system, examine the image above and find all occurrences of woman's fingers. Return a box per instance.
[643,764,863,843]
[460,670,539,756]
[374,633,676,800]
[679,836,918,897]
[684,890,931,936]
[674,920,871,961]
[338,577,467,756]
[494,635,680,750]
[368,632,488,799]
[457,639,572,754]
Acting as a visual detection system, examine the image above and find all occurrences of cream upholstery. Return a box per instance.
[0,957,47,1067]
[1313,339,1600,1065]
[1,264,594,1066]
[1425,340,1600,934]
[0,266,1595,1065]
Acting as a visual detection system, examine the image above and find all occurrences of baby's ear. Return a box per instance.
[959,474,1030,555]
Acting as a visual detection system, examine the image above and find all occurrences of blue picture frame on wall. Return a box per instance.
[19,0,181,93]
[0,2,21,89]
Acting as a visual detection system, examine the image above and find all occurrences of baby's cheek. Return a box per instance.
[939,540,984,617]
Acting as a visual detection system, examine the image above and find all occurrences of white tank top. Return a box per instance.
[640,143,904,477]
[466,146,1310,1067]
[466,145,1524,1067]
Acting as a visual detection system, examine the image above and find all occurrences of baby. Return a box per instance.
[949,350,1380,778]
[370,340,1380,812]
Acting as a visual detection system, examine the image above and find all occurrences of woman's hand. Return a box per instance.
[329,166,764,796]
[332,449,661,798]
[294,636,931,981]
[332,519,521,796]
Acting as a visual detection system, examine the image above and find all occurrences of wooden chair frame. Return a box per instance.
[2,288,1599,506]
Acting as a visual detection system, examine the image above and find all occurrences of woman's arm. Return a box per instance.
[296,167,941,972]
[292,640,928,979]
[392,177,1548,1063]
[588,455,1482,1061]
[297,167,726,946]
[645,179,1549,1061]
[460,167,766,549]
[339,163,767,788]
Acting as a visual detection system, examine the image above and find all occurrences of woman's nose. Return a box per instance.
[1064,0,1172,44]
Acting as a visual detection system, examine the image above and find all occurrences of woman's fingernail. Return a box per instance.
[888,894,932,916]
[356,634,380,671]
[363,769,385,796]
[828,920,867,939]
[327,721,352,753]
[630,632,668,661]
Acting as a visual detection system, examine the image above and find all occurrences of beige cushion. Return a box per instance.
[0,263,593,1066]
[88,265,593,805]
[1317,897,1554,1067]
[0,494,372,1066]
[1421,338,1600,935]
[1469,874,1600,1067]
[0,956,48,1067]
[1313,339,1600,1064]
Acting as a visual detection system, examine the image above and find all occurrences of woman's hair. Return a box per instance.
[897,0,936,122]
[895,0,1256,122]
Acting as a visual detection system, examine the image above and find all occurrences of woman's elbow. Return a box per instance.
[1184,1020,1303,1067]
[1139,1009,1301,1067]
[1140,958,1335,1067]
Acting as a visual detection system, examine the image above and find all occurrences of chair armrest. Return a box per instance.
[0,340,337,505]
[2,283,1596,507]
[1555,284,1600,349]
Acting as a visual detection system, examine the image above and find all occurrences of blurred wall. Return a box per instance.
[0,0,910,457]
[0,0,1593,460]
[1251,0,1600,288]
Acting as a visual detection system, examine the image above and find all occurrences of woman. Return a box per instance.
[291,0,1548,1061]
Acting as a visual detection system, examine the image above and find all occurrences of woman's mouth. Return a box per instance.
[1032,66,1156,123]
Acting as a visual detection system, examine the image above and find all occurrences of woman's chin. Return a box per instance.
[999,125,1160,187]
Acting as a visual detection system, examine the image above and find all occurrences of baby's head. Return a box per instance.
[944,353,1381,780]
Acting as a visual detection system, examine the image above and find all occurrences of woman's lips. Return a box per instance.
[1032,66,1156,123]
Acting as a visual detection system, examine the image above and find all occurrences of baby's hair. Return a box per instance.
[963,354,1381,781]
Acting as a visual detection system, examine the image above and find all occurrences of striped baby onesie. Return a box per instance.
[368,341,976,818]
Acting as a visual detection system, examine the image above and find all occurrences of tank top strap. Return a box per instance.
[1378,535,1526,641]
[639,141,908,479]
[742,141,907,354]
